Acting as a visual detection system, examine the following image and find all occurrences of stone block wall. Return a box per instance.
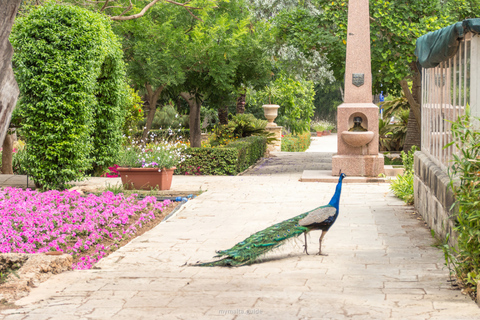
[414,151,457,245]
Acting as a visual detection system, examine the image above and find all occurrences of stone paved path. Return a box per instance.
[1,147,479,319]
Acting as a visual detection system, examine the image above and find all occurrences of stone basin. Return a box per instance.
[341,131,374,147]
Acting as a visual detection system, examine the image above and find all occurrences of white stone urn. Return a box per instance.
[262,104,280,128]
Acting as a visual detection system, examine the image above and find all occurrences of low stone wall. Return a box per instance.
[414,151,457,245]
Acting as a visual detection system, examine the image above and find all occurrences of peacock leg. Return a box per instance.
[317,230,328,256]
[303,232,309,255]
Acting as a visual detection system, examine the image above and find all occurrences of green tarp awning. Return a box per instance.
[415,18,480,69]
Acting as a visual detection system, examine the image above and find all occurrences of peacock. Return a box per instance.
[196,173,346,267]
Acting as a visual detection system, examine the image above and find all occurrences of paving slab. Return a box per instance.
[0,143,479,319]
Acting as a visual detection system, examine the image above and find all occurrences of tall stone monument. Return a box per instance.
[332,0,384,176]
[0,0,22,146]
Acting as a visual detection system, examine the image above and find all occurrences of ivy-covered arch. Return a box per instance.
[11,4,126,189]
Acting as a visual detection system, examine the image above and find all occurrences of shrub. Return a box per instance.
[209,114,271,147]
[11,4,126,189]
[137,102,189,131]
[442,111,480,299]
[311,120,335,132]
[389,145,416,204]
[176,136,267,175]
[122,87,144,136]
[378,95,409,151]
[281,132,311,152]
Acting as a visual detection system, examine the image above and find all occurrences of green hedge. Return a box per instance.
[176,136,266,175]
[281,132,311,152]
[11,4,126,189]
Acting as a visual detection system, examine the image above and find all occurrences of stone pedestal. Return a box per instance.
[332,154,384,177]
[266,126,282,152]
[332,103,385,177]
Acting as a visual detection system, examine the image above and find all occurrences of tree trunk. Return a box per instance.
[218,105,228,125]
[400,63,422,132]
[403,110,421,153]
[142,84,164,140]
[236,92,246,114]
[400,62,422,151]
[0,0,22,147]
[180,92,202,148]
[1,133,13,174]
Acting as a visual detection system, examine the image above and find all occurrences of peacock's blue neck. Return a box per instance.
[328,176,345,211]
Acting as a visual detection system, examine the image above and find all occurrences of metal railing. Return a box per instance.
[421,33,479,171]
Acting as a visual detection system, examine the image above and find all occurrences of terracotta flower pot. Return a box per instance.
[316,131,323,137]
[117,167,176,190]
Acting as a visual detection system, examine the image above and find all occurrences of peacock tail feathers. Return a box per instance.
[195,204,335,267]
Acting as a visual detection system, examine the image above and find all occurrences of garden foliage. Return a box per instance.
[378,94,410,151]
[11,4,126,189]
[118,139,187,169]
[122,86,144,136]
[176,136,267,175]
[311,120,335,133]
[281,132,311,152]
[247,75,315,134]
[133,129,190,142]
[443,111,480,298]
[390,146,416,205]
[209,114,272,146]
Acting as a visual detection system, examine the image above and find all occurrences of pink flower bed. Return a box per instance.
[106,164,119,178]
[0,187,171,270]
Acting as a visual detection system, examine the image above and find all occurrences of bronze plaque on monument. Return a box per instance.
[352,73,364,87]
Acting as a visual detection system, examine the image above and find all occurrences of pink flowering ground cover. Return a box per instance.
[0,187,173,270]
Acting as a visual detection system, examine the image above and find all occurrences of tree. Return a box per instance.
[0,0,22,154]
[308,0,480,135]
[178,0,272,146]
[114,3,191,140]
[246,74,316,134]
[241,3,335,130]
[62,0,211,21]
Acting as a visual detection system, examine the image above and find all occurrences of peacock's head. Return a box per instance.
[339,173,346,181]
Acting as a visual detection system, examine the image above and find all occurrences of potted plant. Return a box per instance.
[117,141,186,190]
[312,121,327,137]
[324,122,336,136]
